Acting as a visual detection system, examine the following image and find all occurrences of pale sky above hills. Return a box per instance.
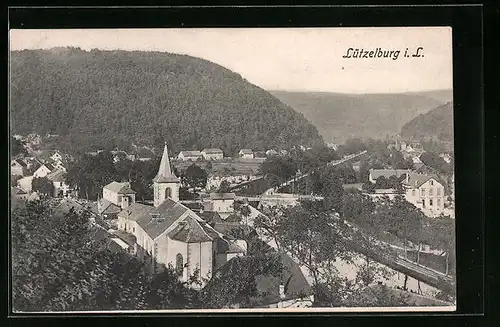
[10,27,453,94]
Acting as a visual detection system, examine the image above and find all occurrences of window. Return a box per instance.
[429,199,433,206]
[429,188,434,196]
[132,226,135,233]
[412,189,416,196]
[165,187,172,199]
[176,253,184,276]
[421,188,426,196]
[422,199,426,208]
[437,188,441,196]
[437,198,441,206]
[430,180,434,186]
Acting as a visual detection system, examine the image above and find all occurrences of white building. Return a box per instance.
[205,192,236,219]
[46,169,71,198]
[178,150,203,161]
[403,174,446,218]
[238,149,254,159]
[33,163,55,178]
[201,148,224,160]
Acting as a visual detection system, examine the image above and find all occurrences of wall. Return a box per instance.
[212,199,234,214]
[103,188,119,205]
[186,241,214,287]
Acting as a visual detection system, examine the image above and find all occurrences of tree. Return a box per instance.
[11,137,28,157]
[218,180,232,193]
[182,164,208,191]
[200,252,283,308]
[320,166,344,213]
[32,177,55,196]
[259,156,297,188]
[11,198,199,312]
[253,206,285,251]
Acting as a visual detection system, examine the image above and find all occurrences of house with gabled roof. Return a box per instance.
[114,143,246,287]
[201,148,224,160]
[33,163,55,178]
[403,173,446,218]
[238,149,254,159]
[178,150,202,161]
[11,159,28,176]
[46,169,71,198]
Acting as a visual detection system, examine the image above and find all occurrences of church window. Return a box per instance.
[437,188,441,196]
[429,199,433,206]
[166,187,172,199]
[412,189,416,196]
[176,253,184,275]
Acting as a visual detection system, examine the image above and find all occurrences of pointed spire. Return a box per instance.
[153,142,180,183]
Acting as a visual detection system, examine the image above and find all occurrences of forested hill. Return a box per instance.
[400,101,454,142]
[270,90,451,144]
[10,48,323,155]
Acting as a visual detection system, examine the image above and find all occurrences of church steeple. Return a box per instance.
[153,142,179,183]
[153,142,180,206]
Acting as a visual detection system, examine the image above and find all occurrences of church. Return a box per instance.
[107,143,246,288]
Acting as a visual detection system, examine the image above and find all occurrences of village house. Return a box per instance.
[368,169,411,184]
[201,148,224,160]
[98,181,137,220]
[403,173,446,218]
[204,192,236,219]
[113,143,246,287]
[46,169,72,198]
[238,149,254,159]
[33,163,55,178]
[10,159,28,176]
[178,150,203,161]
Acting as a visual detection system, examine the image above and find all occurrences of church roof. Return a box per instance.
[136,198,188,239]
[199,211,224,224]
[153,143,180,183]
[103,181,137,194]
[118,202,154,221]
[168,215,214,243]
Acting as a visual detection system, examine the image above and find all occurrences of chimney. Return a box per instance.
[279,283,286,299]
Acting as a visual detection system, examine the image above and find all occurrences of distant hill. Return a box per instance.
[400,101,454,143]
[10,48,323,156]
[270,90,452,143]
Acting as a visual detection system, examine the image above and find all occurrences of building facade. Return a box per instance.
[201,148,224,160]
[404,174,446,217]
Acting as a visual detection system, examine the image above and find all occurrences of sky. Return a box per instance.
[9,27,453,94]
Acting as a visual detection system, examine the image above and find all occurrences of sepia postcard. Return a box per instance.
[9,27,456,313]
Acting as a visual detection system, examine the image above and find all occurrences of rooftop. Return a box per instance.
[369,169,411,180]
[103,181,137,194]
[202,148,223,154]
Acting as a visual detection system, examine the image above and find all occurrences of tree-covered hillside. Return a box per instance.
[10,48,323,155]
[400,102,453,142]
[270,90,450,143]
